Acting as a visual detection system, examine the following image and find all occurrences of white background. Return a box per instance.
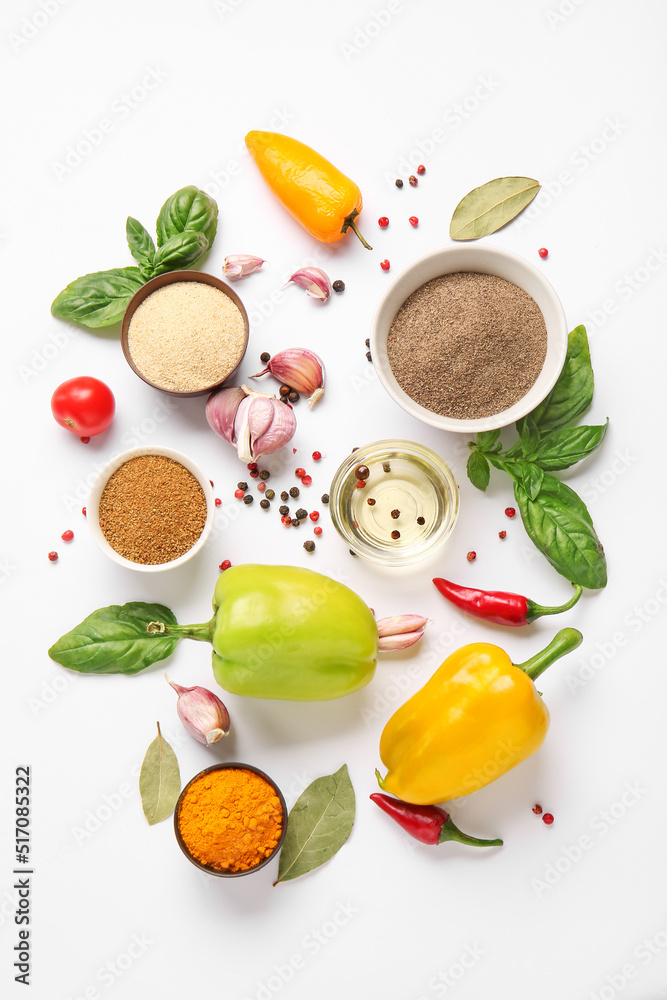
[2,1,667,998]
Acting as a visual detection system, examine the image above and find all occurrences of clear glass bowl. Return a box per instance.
[329,439,459,567]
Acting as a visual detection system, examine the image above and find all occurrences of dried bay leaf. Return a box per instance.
[140,722,181,825]
[449,177,540,240]
[274,764,355,885]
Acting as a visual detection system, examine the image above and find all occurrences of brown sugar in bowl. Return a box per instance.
[174,763,287,877]
[121,270,249,397]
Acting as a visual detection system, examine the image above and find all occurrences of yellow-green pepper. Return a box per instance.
[377,628,582,804]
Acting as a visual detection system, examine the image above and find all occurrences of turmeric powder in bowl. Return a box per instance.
[175,764,286,876]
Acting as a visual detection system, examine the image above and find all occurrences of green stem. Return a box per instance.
[342,212,373,250]
[439,817,503,848]
[147,617,216,643]
[527,584,583,621]
[515,627,583,681]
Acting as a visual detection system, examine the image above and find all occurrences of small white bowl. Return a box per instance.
[370,245,568,433]
[87,446,215,572]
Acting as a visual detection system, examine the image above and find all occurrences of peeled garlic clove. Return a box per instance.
[376,614,431,651]
[251,348,326,407]
[167,677,230,745]
[206,385,246,444]
[222,254,266,280]
[284,266,332,302]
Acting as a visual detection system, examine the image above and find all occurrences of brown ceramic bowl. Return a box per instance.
[121,270,249,397]
[174,763,287,878]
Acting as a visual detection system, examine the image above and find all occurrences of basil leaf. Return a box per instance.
[519,414,540,461]
[140,723,180,825]
[514,478,607,590]
[476,429,500,451]
[48,602,180,674]
[51,266,144,328]
[467,450,490,491]
[530,325,594,432]
[521,461,544,501]
[274,764,355,885]
[450,176,540,240]
[535,421,609,471]
[126,216,156,269]
[156,185,218,247]
[151,231,210,276]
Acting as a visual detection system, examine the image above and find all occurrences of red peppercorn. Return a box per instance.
[61,530,74,542]
[247,462,258,471]
[313,526,323,536]
[209,480,214,487]
[466,551,476,562]
[249,470,259,479]
[542,813,554,825]
[355,480,367,489]
[281,515,292,526]
[408,175,417,187]
[295,467,306,477]
[409,216,419,227]
[48,551,58,562]
[532,804,543,815]
[417,164,426,175]
[538,247,549,259]
[219,559,232,571]
[301,474,312,486]
[378,216,389,228]
[257,481,266,493]
[498,530,507,540]
[81,507,87,517]
[380,259,390,271]
[311,451,322,461]
[215,498,222,507]
[234,489,244,499]
[505,507,516,518]
[309,511,320,522]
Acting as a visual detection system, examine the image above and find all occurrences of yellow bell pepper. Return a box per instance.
[377,628,582,805]
[245,130,372,248]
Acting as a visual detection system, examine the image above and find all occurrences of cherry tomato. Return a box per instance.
[51,376,115,438]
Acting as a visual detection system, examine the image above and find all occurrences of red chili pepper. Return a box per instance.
[370,791,502,848]
[432,578,583,626]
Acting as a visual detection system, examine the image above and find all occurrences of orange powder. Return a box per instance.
[177,768,284,873]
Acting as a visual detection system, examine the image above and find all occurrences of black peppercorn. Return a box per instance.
[332,279,345,292]
[366,351,372,362]
[365,338,370,347]
[265,489,275,500]
[279,505,289,515]
[280,491,289,501]
[260,499,270,509]
[288,390,300,403]
[417,516,425,525]
[289,486,300,498]
[291,518,300,527]
[382,462,391,473]
[279,385,290,397]
[237,481,248,491]
[391,509,400,519]
[391,530,400,539]
[304,540,316,552]
[243,495,254,505]
[366,497,376,506]
[259,469,270,481]
[295,508,308,520]
[395,178,403,188]
[354,464,370,480]
[260,351,271,363]
[321,493,329,504]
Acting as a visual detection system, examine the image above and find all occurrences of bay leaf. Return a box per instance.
[139,722,181,825]
[274,764,355,885]
[449,176,540,240]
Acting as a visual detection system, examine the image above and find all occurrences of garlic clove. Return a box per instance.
[251,348,326,407]
[253,397,297,458]
[376,615,431,651]
[378,629,425,651]
[167,677,230,745]
[206,385,246,444]
[284,266,332,302]
[222,254,267,280]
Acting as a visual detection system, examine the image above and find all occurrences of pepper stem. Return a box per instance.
[148,617,216,644]
[439,816,503,848]
[526,584,583,622]
[514,627,583,681]
[341,210,373,250]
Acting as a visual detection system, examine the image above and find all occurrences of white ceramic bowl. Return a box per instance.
[87,446,215,572]
[370,245,568,433]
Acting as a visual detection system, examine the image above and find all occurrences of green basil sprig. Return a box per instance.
[50,185,218,329]
[466,325,608,589]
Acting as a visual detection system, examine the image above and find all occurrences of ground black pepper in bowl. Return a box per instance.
[386,272,547,420]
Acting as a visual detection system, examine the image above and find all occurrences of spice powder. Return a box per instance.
[127,281,246,393]
[386,272,547,419]
[98,454,207,564]
[177,768,284,873]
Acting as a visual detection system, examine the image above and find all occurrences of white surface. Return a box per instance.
[3,2,667,999]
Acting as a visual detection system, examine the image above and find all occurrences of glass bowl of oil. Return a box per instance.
[329,440,459,566]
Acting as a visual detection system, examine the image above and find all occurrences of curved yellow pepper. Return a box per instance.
[377,628,582,805]
[245,130,372,248]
